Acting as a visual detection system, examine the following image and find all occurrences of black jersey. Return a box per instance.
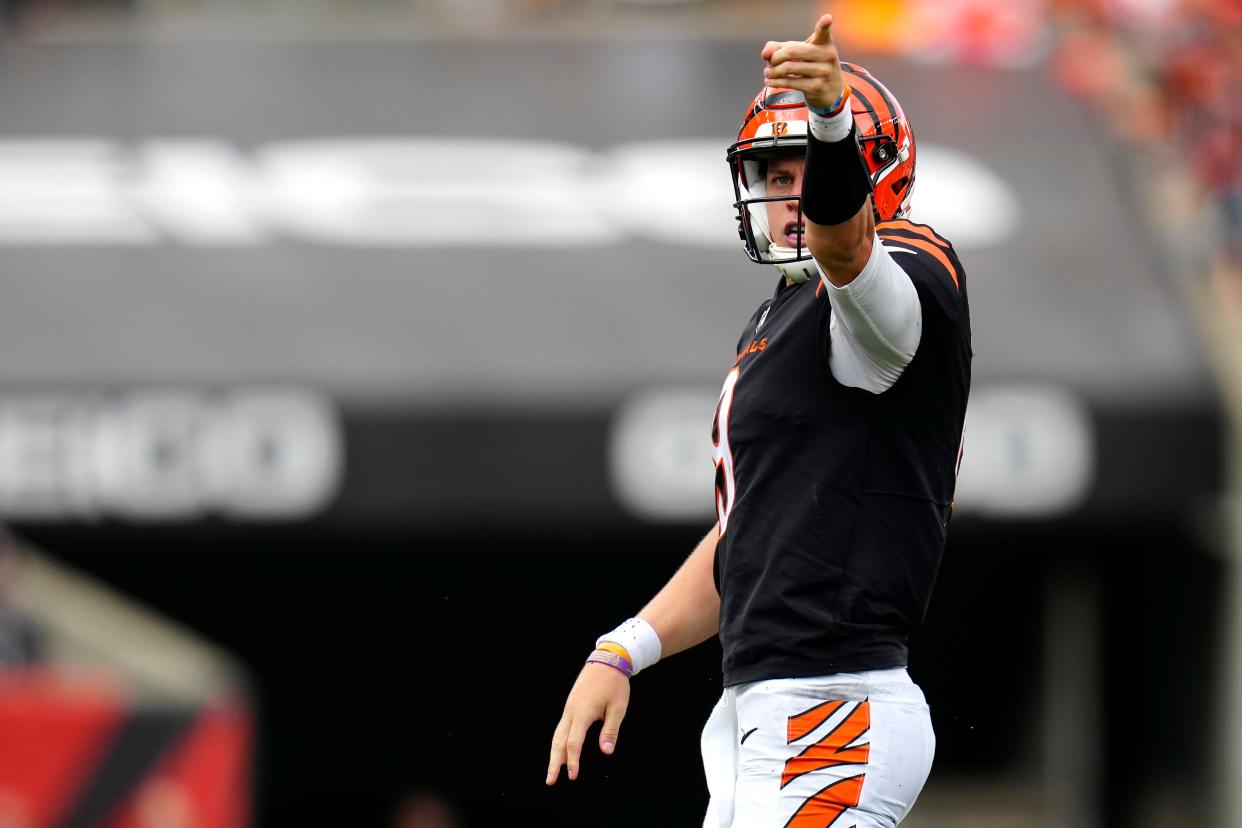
[711,220,972,687]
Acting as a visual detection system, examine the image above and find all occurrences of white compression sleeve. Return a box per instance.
[818,236,923,394]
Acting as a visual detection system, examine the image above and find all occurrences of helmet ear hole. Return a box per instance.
[891,175,909,195]
[872,140,898,164]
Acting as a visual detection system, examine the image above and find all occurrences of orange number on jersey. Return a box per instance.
[712,368,740,533]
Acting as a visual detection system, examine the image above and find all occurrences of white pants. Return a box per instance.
[701,668,934,828]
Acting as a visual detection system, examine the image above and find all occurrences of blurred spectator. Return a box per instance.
[1052,0,1242,275]
[0,528,41,668]
[826,0,1048,66]
[830,0,1242,277]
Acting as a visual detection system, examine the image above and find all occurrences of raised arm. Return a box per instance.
[763,13,873,286]
[764,14,923,392]
[546,525,720,785]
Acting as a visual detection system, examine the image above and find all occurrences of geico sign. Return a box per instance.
[0,390,341,520]
[0,138,1017,250]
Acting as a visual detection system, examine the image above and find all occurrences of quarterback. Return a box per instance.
[548,13,972,827]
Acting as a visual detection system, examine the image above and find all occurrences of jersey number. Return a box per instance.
[712,368,739,533]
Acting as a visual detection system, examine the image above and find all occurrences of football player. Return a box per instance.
[548,13,971,827]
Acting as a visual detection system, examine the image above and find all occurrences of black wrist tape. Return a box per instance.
[801,123,873,226]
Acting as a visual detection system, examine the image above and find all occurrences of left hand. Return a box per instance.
[546,662,631,785]
[761,13,847,112]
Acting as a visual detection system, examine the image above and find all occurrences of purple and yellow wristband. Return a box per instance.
[586,642,634,678]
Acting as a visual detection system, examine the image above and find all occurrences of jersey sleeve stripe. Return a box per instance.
[879,235,961,290]
[877,228,944,250]
[878,220,951,249]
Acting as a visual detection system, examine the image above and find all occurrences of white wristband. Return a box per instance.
[809,107,853,144]
[596,617,662,676]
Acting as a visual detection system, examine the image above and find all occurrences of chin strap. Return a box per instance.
[769,245,817,284]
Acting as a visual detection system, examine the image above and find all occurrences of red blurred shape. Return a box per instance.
[0,669,127,828]
[100,701,253,828]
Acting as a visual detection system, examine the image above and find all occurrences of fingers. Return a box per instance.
[760,16,844,109]
[545,711,592,783]
[765,60,832,83]
[763,40,830,67]
[563,711,592,781]
[547,709,595,784]
[760,75,832,100]
[547,715,569,785]
[807,13,834,46]
[599,698,629,756]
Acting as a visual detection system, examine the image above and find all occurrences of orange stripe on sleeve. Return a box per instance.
[879,220,951,249]
[879,235,961,290]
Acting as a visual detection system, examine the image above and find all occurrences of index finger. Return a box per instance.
[807,13,834,46]
[767,41,833,68]
[547,715,569,785]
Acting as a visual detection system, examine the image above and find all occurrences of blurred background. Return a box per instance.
[0,0,1238,826]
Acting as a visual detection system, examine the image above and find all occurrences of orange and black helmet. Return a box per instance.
[726,63,917,268]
